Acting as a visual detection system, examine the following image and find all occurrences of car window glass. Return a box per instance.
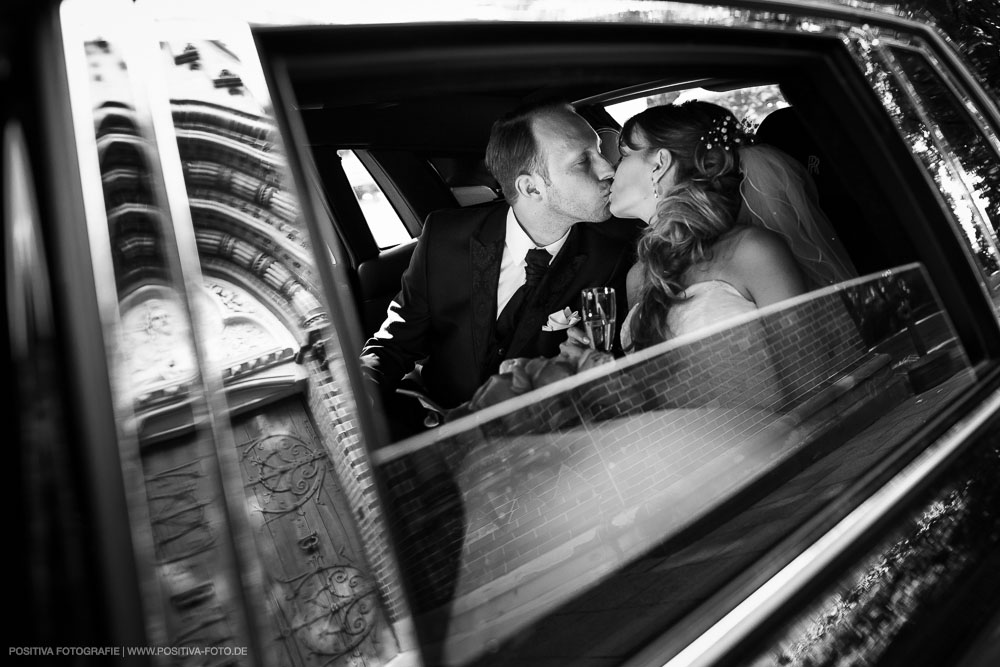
[746,411,1000,667]
[340,149,411,248]
[373,264,974,666]
[605,84,788,130]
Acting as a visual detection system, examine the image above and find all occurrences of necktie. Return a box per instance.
[494,247,552,357]
[522,247,551,291]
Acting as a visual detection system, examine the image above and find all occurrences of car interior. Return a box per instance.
[256,21,992,359]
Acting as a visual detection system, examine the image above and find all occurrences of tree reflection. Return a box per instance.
[849,28,1000,287]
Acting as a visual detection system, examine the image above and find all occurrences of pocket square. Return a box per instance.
[542,307,581,331]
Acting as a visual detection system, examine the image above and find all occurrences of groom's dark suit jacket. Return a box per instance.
[360,201,636,410]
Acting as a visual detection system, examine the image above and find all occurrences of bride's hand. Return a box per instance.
[559,324,591,364]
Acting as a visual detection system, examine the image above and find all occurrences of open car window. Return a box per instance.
[256,14,1000,666]
[604,83,789,130]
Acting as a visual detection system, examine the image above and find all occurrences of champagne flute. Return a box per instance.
[580,286,616,352]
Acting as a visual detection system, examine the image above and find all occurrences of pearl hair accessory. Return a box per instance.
[699,114,748,152]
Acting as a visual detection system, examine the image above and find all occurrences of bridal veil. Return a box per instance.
[736,144,857,289]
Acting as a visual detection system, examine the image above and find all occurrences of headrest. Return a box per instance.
[755,106,822,178]
[598,127,621,166]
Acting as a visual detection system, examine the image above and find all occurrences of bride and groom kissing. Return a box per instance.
[361,98,855,438]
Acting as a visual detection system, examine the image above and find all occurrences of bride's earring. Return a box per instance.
[652,174,659,199]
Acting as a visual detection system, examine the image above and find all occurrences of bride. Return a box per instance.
[571,99,855,354]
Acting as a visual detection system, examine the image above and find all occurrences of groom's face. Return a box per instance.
[532,109,615,225]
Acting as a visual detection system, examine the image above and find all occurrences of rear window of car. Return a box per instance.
[340,148,412,248]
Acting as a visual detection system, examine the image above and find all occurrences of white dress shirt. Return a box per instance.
[496,207,569,318]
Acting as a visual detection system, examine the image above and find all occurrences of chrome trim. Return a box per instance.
[646,387,1000,667]
[139,0,907,28]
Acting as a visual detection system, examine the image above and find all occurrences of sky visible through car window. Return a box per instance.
[138,0,660,24]
[606,85,789,131]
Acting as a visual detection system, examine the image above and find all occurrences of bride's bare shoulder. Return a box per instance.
[728,225,791,260]
[702,225,781,270]
[726,226,806,304]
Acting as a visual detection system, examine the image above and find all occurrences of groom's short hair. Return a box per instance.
[485,101,575,204]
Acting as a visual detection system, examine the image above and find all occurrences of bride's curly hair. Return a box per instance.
[624,101,746,350]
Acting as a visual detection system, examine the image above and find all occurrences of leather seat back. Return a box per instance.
[357,240,417,337]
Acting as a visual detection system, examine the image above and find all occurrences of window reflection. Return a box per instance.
[376,265,972,666]
[78,32,253,652]
[153,37,403,664]
[848,30,1000,310]
[748,421,1000,666]
[889,45,1000,292]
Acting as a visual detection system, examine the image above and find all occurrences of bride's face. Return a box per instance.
[609,128,661,224]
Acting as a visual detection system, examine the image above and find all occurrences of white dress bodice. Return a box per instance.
[621,280,757,349]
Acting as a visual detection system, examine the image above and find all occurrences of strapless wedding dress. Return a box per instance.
[621,280,757,349]
[620,279,787,411]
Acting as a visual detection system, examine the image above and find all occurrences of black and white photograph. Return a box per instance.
[5,0,1000,665]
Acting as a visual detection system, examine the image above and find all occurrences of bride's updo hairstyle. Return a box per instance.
[624,100,746,350]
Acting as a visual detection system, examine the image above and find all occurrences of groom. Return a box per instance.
[360,102,634,438]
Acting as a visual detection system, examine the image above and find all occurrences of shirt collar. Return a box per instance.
[505,207,569,260]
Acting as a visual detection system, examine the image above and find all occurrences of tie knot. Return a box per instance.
[524,248,551,288]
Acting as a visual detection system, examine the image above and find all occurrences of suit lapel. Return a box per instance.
[469,206,507,368]
[507,225,588,357]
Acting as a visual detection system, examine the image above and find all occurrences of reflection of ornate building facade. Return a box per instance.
[88,36,398,665]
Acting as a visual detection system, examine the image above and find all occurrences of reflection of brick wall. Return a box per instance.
[386,291,867,608]
[576,290,864,420]
[312,352,406,620]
